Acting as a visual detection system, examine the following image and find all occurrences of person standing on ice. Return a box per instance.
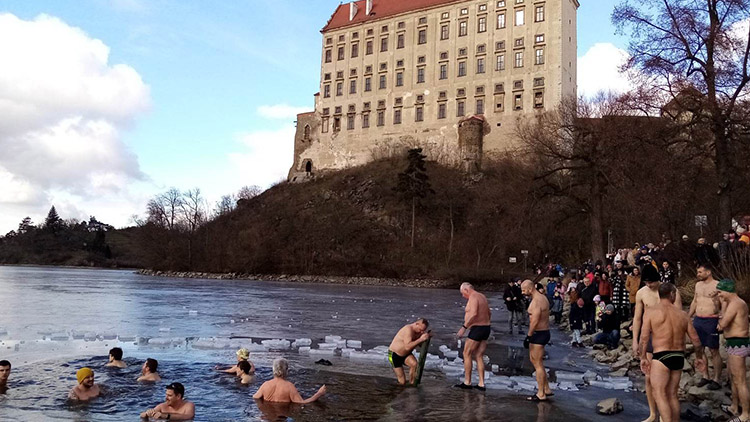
[455,282,492,391]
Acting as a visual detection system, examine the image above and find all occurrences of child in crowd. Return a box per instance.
[570,299,585,348]
[551,291,564,324]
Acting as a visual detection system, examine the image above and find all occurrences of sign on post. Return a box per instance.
[509,257,517,263]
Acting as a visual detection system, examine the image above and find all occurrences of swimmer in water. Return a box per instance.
[137,358,161,383]
[237,360,254,385]
[140,382,195,420]
[68,367,101,401]
[0,360,10,393]
[216,348,254,375]
[253,358,326,403]
[106,347,127,368]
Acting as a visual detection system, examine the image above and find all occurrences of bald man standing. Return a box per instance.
[522,279,552,401]
[455,282,492,391]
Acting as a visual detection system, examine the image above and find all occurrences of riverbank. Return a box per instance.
[136,269,513,291]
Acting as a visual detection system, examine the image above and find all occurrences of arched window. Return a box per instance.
[303,125,311,141]
[305,161,313,173]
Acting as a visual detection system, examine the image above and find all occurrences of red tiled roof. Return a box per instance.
[323,0,461,32]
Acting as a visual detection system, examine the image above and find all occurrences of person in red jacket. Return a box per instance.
[598,273,613,304]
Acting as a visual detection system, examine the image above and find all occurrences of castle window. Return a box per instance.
[438,103,447,119]
[496,54,505,70]
[459,20,468,37]
[338,46,345,60]
[362,112,370,128]
[476,98,485,114]
[339,35,345,42]
[347,114,355,130]
[535,5,545,22]
[398,21,405,29]
[352,32,359,39]
[396,59,404,67]
[395,97,403,105]
[379,74,387,89]
[364,77,372,92]
[321,117,329,133]
[367,28,374,36]
[397,33,405,49]
[534,77,544,87]
[350,79,357,94]
[514,51,523,67]
[439,64,448,79]
[417,67,425,83]
[380,62,388,71]
[323,85,331,98]
[419,17,427,25]
[441,12,450,19]
[513,80,523,90]
[333,117,341,131]
[439,91,447,99]
[382,25,389,32]
[350,68,357,76]
[326,37,333,45]
[478,16,487,33]
[479,4,488,11]
[377,110,385,126]
[477,44,486,54]
[457,100,465,116]
[418,29,427,44]
[418,55,426,64]
[497,0,506,6]
[476,57,485,73]
[381,36,388,52]
[476,85,485,95]
[535,34,545,44]
[366,40,373,55]
[394,108,402,124]
[515,9,524,26]
[363,102,371,110]
[415,106,424,122]
[337,71,344,79]
[396,71,404,87]
[461,8,468,15]
[336,82,343,96]
[534,91,544,108]
[497,13,506,28]
[514,37,524,47]
[440,51,449,60]
[324,73,331,81]
[457,88,466,97]
[496,41,506,51]
[535,48,544,65]
[351,43,359,58]
[458,61,467,77]
[325,49,332,63]
[303,125,311,140]
[514,93,523,110]
[365,65,373,74]
[458,48,468,57]
[495,83,505,92]
[441,24,449,40]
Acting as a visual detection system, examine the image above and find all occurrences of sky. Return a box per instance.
[0,0,631,234]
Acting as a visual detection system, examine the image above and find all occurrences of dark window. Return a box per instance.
[325,50,332,63]
[347,114,355,130]
[394,109,402,124]
[366,40,373,55]
[396,72,404,87]
[439,64,448,79]
[377,110,385,126]
[350,80,357,94]
[418,29,427,44]
[380,37,388,52]
[365,77,372,92]
[477,58,485,73]
[415,106,424,122]
[338,46,345,60]
[458,61,467,77]
[362,113,370,128]
[351,43,359,58]
[441,24,449,40]
[476,98,484,114]
[457,100,465,116]
[379,74,387,89]
[397,33,405,49]
[336,82,343,96]
[323,85,331,98]
[417,67,425,83]
[438,103,447,119]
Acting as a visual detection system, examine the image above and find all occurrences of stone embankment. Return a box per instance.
[584,321,732,421]
[136,269,460,289]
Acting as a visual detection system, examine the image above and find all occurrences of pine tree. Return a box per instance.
[395,148,434,248]
[44,206,62,233]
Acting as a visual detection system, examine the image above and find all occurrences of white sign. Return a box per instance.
[521,250,529,255]
[509,257,517,263]
[694,215,708,227]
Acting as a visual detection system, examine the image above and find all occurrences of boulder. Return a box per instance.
[596,398,624,415]
[609,368,628,377]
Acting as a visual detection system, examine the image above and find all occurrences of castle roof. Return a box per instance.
[323,0,461,33]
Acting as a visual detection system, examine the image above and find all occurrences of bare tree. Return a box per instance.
[146,188,183,230]
[214,194,236,217]
[237,185,262,201]
[180,188,206,233]
[613,0,750,230]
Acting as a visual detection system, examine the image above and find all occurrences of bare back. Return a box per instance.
[254,378,302,403]
[466,291,491,327]
[529,291,550,331]
[644,303,691,353]
[388,325,419,356]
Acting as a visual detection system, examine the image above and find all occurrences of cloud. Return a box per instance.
[227,126,295,188]
[0,13,150,233]
[578,43,633,98]
[257,104,310,120]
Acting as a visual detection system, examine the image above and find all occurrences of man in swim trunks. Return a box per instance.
[688,264,724,390]
[632,264,682,422]
[137,358,161,382]
[717,279,750,421]
[140,382,196,420]
[106,347,127,368]
[0,360,10,394]
[253,358,326,403]
[455,282,492,390]
[521,279,552,401]
[388,318,431,385]
[68,367,101,401]
[640,283,706,422]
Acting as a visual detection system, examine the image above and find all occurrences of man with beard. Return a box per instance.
[688,264,724,391]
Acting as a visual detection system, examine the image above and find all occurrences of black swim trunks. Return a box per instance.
[468,325,491,341]
[388,349,409,368]
[693,317,720,350]
[529,330,551,346]
[652,351,685,371]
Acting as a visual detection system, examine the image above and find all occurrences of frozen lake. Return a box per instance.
[0,266,648,421]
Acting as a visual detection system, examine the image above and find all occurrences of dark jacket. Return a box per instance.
[599,312,620,333]
[578,282,598,308]
[570,305,585,330]
[503,284,521,311]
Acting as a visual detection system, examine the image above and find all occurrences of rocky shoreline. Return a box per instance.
[135,269,473,290]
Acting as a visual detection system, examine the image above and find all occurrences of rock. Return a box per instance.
[687,386,731,404]
[609,368,628,377]
[596,398,624,415]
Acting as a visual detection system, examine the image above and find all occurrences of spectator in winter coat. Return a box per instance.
[570,299,585,348]
[611,269,629,321]
[551,291,564,324]
[577,277,599,334]
[659,261,676,284]
[546,279,558,303]
[626,267,642,315]
[594,305,621,349]
[598,274,613,304]
[503,279,525,334]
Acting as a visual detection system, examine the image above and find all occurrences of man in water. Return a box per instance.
[216,348,254,375]
[716,279,750,422]
[632,264,682,422]
[137,358,161,382]
[0,360,10,393]
[68,367,101,401]
[639,283,706,422]
[253,358,326,403]
[688,264,724,390]
[456,282,492,390]
[140,382,196,420]
[106,347,127,368]
[388,318,431,385]
[237,360,254,385]
[521,279,552,401]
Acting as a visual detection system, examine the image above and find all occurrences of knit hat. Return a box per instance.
[76,367,94,384]
[641,264,660,282]
[717,279,736,293]
[605,304,615,312]
[594,295,601,302]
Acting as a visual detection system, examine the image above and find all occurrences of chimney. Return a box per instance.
[349,2,358,21]
[366,0,373,15]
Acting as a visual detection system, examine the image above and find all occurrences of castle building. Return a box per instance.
[289,0,578,180]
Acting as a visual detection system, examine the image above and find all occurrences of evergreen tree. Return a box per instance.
[44,206,62,233]
[18,217,34,234]
[395,148,434,248]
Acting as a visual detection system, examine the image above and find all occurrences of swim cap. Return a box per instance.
[717,279,736,293]
[236,348,249,360]
[76,367,94,384]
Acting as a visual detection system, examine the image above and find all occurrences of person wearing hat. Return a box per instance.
[68,367,100,401]
[216,348,255,376]
[632,264,683,422]
[716,279,750,421]
[688,264,724,391]
[594,304,621,350]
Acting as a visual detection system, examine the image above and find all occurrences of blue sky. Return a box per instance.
[0,0,629,233]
